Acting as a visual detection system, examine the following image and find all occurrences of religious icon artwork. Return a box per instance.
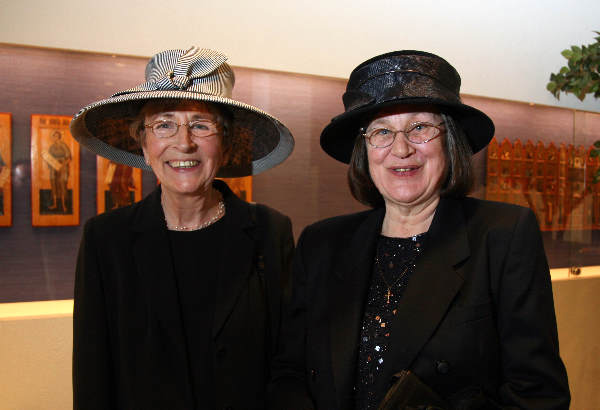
[96,156,142,214]
[218,176,252,202]
[30,114,80,226]
[0,113,12,227]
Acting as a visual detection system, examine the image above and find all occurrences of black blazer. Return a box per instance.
[73,180,294,410]
[269,196,570,409]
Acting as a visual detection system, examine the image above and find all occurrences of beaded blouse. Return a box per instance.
[354,233,427,410]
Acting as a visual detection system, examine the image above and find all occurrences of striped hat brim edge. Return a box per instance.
[70,91,295,177]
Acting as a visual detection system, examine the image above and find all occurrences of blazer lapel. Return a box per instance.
[329,208,385,407]
[132,187,192,403]
[211,181,256,338]
[385,197,470,372]
[131,188,186,343]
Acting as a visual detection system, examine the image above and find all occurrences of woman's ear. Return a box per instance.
[141,143,150,166]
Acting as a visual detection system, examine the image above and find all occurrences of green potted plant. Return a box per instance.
[547,31,600,180]
[547,31,599,101]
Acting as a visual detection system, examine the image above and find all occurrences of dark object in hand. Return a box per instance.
[378,370,449,410]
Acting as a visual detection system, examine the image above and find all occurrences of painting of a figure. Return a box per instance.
[0,151,4,214]
[0,113,12,226]
[31,115,80,226]
[96,156,142,214]
[42,130,72,213]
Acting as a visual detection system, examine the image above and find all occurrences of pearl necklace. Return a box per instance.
[163,195,226,231]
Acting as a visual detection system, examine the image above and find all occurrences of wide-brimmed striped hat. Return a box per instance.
[70,47,294,177]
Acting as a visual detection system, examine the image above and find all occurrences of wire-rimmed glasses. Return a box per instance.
[144,119,219,139]
[362,121,445,148]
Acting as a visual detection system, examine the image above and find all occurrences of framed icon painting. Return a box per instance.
[96,156,142,214]
[0,113,12,226]
[218,176,252,202]
[30,114,80,226]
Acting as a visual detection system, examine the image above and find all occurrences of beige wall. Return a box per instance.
[1,275,599,410]
[0,301,72,410]
[553,275,600,409]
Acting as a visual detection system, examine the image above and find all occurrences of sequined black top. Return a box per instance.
[355,233,426,410]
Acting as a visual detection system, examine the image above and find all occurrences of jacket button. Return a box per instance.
[310,369,318,381]
[435,360,450,374]
[217,347,227,359]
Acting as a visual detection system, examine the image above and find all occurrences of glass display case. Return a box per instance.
[1,43,599,302]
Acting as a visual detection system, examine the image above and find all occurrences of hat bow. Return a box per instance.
[113,47,231,97]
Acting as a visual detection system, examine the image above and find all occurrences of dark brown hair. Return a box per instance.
[347,113,474,207]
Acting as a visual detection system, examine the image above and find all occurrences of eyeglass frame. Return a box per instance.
[143,119,221,139]
[361,121,446,148]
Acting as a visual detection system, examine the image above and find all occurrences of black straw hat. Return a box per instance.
[320,50,495,163]
[71,47,294,177]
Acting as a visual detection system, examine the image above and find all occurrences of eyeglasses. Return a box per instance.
[144,119,219,139]
[362,121,445,148]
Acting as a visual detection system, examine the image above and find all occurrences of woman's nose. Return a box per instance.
[174,125,197,151]
[390,132,414,158]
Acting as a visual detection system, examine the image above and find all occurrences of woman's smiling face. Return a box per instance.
[140,101,226,198]
[366,105,447,209]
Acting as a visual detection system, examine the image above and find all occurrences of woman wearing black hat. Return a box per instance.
[269,51,570,409]
[71,47,294,410]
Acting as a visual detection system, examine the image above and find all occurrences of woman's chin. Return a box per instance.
[161,180,213,197]
[382,188,441,208]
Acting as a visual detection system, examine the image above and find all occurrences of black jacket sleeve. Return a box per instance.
[493,208,570,409]
[73,218,115,410]
[268,228,316,410]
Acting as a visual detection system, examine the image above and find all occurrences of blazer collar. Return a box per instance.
[211,180,258,338]
[131,180,254,231]
[329,207,385,407]
[131,186,165,233]
[335,208,385,280]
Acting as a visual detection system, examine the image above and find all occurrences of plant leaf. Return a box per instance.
[548,31,600,101]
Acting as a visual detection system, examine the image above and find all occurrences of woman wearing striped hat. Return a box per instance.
[71,47,294,410]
